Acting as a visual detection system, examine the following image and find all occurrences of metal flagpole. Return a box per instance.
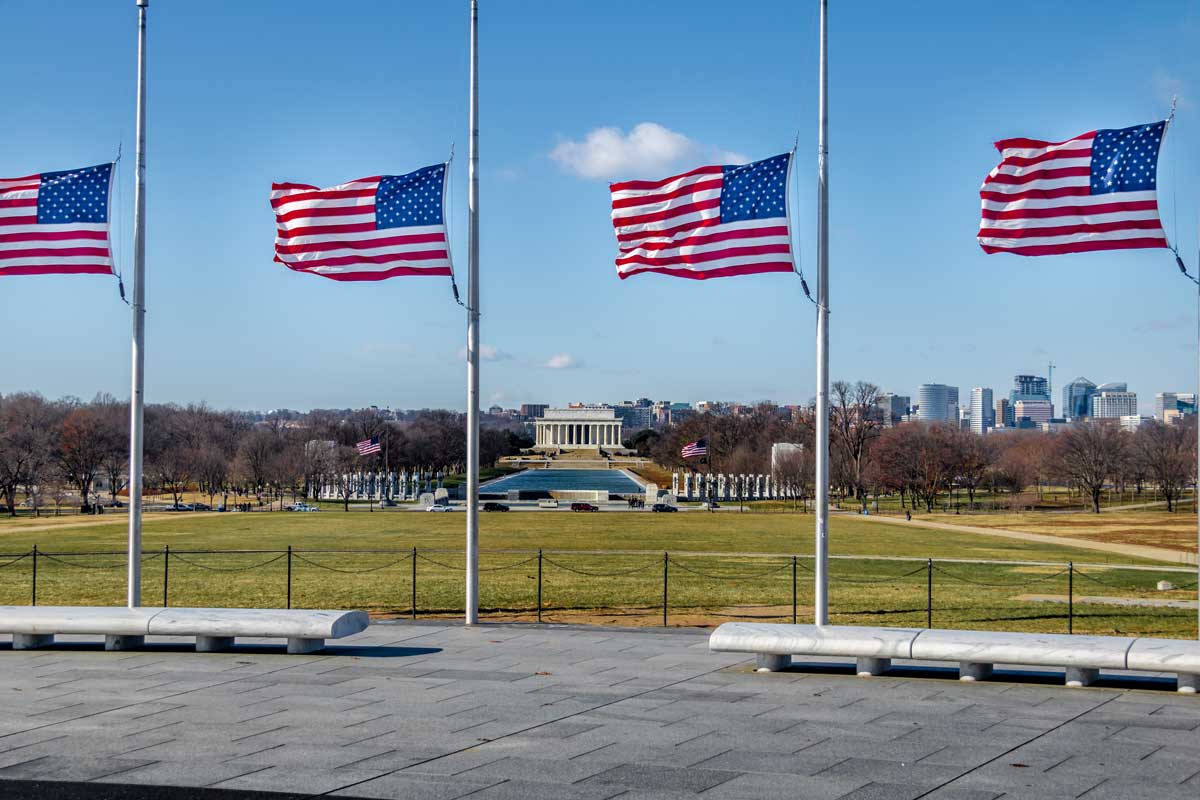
[127,0,149,609]
[464,0,481,625]
[813,0,830,625]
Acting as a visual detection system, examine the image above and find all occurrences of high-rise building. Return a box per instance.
[876,393,910,427]
[1062,377,1097,420]
[995,398,1013,428]
[520,404,548,419]
[1120,415,1153,433]
[1092,390,1137,419]
[1011,374,1050,405]
[969,387,994,435]
[1014,400,1053,427]
[917,384,958,423]
[613,402,653,431]
[1155,392,1197,423]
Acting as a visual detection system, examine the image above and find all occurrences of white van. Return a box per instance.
[537,499,559,509]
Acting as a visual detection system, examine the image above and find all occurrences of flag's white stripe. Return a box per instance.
[269,180,379,201]
[619,232,791,260]
[979,228,1166,249]
[614,207,720,239]
[0,255,114,267]
[615,251,792,274]
[295,257,453,275]
[0,222,109,235]
[980,190,1158,212]
[0,206,38,219]
[980,209,1163,231]
[0,179,40,192]
[277,211,377,229]
[981,175,1091,195]
[611,188,721,222]
[273,195,376,216]
[619,217,786,250]
[998,135,1095,160]
[0,237,112,252]
[0,187,39,201]
[994,157,1092,176]
[277,240,449,263]
[609,171,721,202]
[276,224,445,246]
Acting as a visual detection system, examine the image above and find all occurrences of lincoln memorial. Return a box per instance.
[533,407,623,450]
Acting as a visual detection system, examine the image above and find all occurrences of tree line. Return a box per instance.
[642,381,1197,513]
[0,393,532,515]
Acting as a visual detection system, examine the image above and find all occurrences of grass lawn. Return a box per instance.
[0,511,1194,638]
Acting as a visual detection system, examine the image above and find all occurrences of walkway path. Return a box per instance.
[844,512,1198,566]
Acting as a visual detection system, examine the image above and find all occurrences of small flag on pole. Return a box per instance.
[978,121,1169,256]
[610,153,794,280]
[1,163,115,277]
[681,439,708,459]
[272,163,453,281]
[356,437,382,456]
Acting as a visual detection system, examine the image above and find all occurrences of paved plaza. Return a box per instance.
[1,621,1199,799]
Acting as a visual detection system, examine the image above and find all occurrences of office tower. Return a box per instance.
[1092,390,1137,419]
[995,398,1013,427]
[1062,377,1096,420]
[917,384,958,423]
[1014,400,1053,426]
[970,387,994,434]
[1156,392,1197,422]
[876,393,910,427]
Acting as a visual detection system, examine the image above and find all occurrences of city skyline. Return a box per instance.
[1,1,1197,414]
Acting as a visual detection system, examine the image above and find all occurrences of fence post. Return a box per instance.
[163,545,169,607]
[926,558,933,629]
[1068,561,1073,634]
[411,546,417,619]
[537,549,543,623]
[286,545,292,609]
[662,551,668,628]
[31,545,37,607]
[792,555,797,624]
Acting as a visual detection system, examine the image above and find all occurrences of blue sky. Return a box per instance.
[2,0,1197,415]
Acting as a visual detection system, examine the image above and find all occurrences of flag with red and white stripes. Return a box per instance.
[1,163,114,278]
[978,121,1169,257]
[271,163,453,282]
[609,153,794,280]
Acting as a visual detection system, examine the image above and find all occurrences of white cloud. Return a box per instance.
[549,122,748,180]
[543,353,579,369]
[457,344,509,362]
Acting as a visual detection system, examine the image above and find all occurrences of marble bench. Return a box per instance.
[709,622,1200,694]
[0,606,369,654]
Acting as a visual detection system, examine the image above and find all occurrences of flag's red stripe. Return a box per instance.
[616,243,792,267]
[0,216,38,226]
[984,166,1092,186]
[285,263,454,282]
[995,132,1096,151]
[271,182,320,192]
[617,261,793,280]
[276,221,379,240]
[0,246,110,259]
[624,225,788,253]
[0,264,112,276]
[978,219,1164,240]
[0,172,41,183]
[0,198,37,209]
[0,229,108,243]
[980,237,1168,256]
[270,187,377,209]
[613,197,719,228]
[275,232,445,255]
[610,178,723,211]
[610,165,723,193]
[998,147,1092,169]
[979,186,1091,203]
[278,250,449,269]
[617,216,720,246]
[979,199,1159,221]
[275,204,375,224]
[0,183,41,194]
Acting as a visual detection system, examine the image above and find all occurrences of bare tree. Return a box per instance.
[830,381,883,509]
[57,405,108,511]
[1134,420,1195,512]
[1057,421,1128,513]
[952,429,995,510]
[0,394,57,516]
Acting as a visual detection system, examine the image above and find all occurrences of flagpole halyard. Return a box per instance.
[127,0,149,609]
[813,0,830,626]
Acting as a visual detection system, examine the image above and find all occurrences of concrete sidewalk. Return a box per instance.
[1,621,1198,799]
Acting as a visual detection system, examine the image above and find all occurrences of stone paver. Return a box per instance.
[1,621,1199,799]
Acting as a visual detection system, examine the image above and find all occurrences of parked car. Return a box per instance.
[192,503,211,511]
[165,503,191,512]
[426,504,450,512]
[570,502,599,512]
[287,502,313,512]
[537,499,559,509]
[482,502,509,512]
[651,503,677,513]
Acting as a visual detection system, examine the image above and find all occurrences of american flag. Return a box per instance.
[681,439,707,459]
[978,121,1169,257]
[609,153,794,280]
[271,163,453,281]
[0,163,114,278]
[356,437,382,456]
